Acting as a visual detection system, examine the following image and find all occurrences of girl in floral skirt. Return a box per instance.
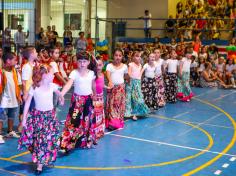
[164,49,179,103]
[125,51,149,120]
[141,52,158,109]
[177,50,194,102]
[106,48,128,130]
[18,65,62,175]
[60,51,97,151]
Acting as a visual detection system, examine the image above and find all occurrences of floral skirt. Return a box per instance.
[156,75,166,107]
[93,93,105,139]
[60,94,95,150]
[18,109,60,165]
[164,73,177,103]
[177,72,194,101]
[125,79,150,117]
[105,84,125,129]
[141,77,158,109]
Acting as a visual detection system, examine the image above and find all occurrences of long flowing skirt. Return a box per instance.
[177,72,194,101]
[60,94,95,150]
[93,93,105,139]
[156,75,166,107]
[18,109,60,165]
[141,77,158,109]
[125,79,150,117]
[105,84,125,130]
[164,73,178,103]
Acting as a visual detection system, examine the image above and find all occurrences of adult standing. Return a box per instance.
[3,27,12,52]
[74,31,87,54]
[140,10,152,38]
[63,26,73,47]
[14,25,29,54]
[52,25,58,46]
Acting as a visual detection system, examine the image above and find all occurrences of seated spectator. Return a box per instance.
[200,62,229,88]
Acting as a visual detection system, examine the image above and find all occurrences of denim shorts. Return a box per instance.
[0,107,19,121]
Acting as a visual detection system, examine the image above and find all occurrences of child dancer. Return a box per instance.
[154,48,166,107]
[141,52,158,109]
[106,48,128,130]
[60,51,97,151]
[93,58,107,139]
[18,65,61,174]
[225,58,236,87]
[164,49,178,103]
[125,51,149,120]
[177,50,194,102]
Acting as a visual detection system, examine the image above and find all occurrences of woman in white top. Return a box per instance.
[106,49,128,130]
[177,51,194,102]
[141,52,158,109]
[19,65,62,174]
[125,51,149,120]
[164,49,178,103]
[60,51,97,151]
[154,48,166,107]
[216,56,226,83]
[225,58,236,88]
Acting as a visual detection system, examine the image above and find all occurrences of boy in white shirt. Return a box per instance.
[0,52,22,144]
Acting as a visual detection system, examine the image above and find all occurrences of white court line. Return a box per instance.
[214,170,222,175]
[212,91,236,102]
[179,121,233,130]
[107,133,236,157]
[230,157,236,161]
[222,163,229,168]
[194,89,218,98]
[149,110,194,129]
[173,111,193,118]
[177,113,222,137]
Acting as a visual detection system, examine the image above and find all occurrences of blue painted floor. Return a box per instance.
[0,88,236,176]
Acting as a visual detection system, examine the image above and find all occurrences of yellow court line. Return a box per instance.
[7,151,30,160]
[183,98,236,176]
[0,168,26,176]
[0,115,214,170]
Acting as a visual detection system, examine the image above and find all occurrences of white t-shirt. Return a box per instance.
[155,59,164,75]
[106,63,128,85]
[29,83,58,111]
[128,62,142,80]
[226,64,235,72]
[198,63,205,72]
[50,61,59,74]
[144,14,152,28]
[181,57,192,72]
[190,61,198,68]
[143,63,156,78]
[22,63,33,92]
[69,70,95,95]
[166,59,178,73]
[1,70,21,108]
[216,63,225,73]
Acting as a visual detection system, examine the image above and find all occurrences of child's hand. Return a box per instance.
[22,118,27,128]
[58,95,65,106]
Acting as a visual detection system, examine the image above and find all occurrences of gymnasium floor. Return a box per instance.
[0,87,236,176]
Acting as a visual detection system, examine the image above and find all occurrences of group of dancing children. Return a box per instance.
[0,46,194,174]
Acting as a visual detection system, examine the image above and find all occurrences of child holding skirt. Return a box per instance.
[106,49,128,130]
[60,51,97,151]
[18,65,61,174]
[125,51,149,120]
[177,50,194,102]
[164,49,179,103]
[141,53,159,109]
